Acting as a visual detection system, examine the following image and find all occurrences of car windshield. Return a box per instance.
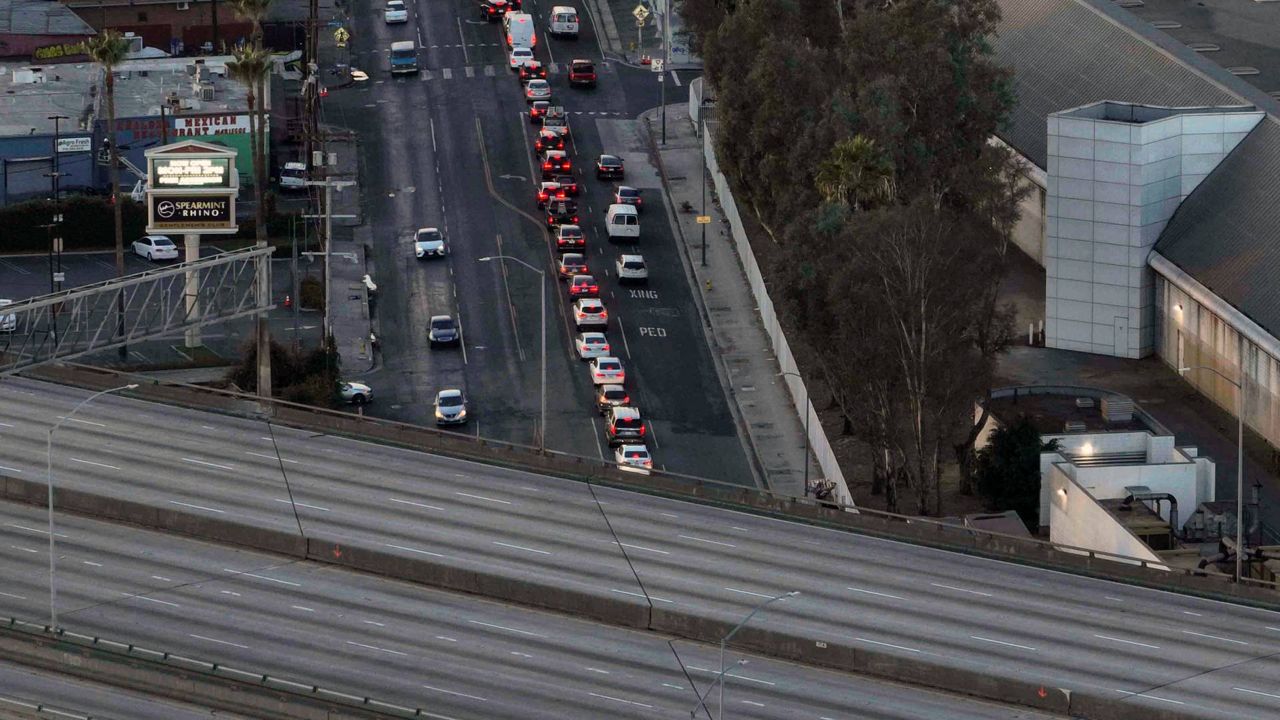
[561,227,582,237]
[417,230,441,242]
[619,188,638,198]
[438,395,463,408]
[574,62,594,72]
[432,318,454,330]
[604,389,626,399]
[615,417,640,427]
[622,261,644,269]
[391,48,414,60]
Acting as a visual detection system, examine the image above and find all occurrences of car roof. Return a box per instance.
[599,383,625,393]
[416,227,440,234]
[560,252,584,260]
[594,356,620,364]
[608,203,636,214]
[617,185,638,193]
[618,444,649,453]
[436,388,463,399]
[611,406,640,418]
[619,254,644,262]
[391,40,415,50]
[558,224,582,233]
[553,6,577,12]
[430,314,453,322]
[599,154,621,162]
[580,331,605,338]
[571,274,594,281]
[572,58,592,64]
[577,298,603,308]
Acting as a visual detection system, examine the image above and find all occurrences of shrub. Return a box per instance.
[0,195,147,253]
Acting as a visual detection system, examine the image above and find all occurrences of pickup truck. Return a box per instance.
[568,59,596,88]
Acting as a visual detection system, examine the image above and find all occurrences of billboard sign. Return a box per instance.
[149,156,233,189]
[148,194,236,232]
[56,137,92,153]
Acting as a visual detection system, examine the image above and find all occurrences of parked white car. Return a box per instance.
[384,0,408,23]
[414,227,447,258]
[132,235,178,261]
[339,380,373,404]
[0,299,15,333]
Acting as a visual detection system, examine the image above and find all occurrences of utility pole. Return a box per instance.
[46,115,70,348]
[304,179,355,343]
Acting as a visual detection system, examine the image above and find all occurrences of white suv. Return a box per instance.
[615,254,647,283]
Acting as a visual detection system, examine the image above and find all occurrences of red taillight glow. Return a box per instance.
[563,161,572,170]
[639,425,646,435]
[543,162,552,169]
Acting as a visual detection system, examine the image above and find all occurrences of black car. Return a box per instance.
[518,61,547,83]
[428,314,460,347]
[596,154,624,180]
[479,0,509,20]
[554,173,579,196]
[534,129,564,153]
[546,199,580,228]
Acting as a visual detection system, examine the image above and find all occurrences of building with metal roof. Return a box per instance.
[991,0,1280,451]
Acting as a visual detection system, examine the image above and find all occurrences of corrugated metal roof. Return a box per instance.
[0,0,94,36]
[993,0,1246,167]
[1153,119,1280,339]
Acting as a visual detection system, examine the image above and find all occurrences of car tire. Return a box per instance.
[351,394,367,405]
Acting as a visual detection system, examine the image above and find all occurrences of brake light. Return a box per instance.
[563,160,572,170]
[507,33,513,44]
[543,161,552,169]
[623,396,630,403]
[639,425,646,435]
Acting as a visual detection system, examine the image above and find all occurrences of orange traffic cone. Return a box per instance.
[283,294,292,309]
[640,54,651,65]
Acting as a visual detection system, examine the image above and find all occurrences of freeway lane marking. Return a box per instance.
[222,569,301,587]
[585,667,611,675]
[1182,611,1202,616]
[0,421,14,427]
[1114,690,1184,705]
[0,591,27,600]
[678,534,736,548]
[970,635,1036,651]
[346,641,408,657]
[1095,634,1159,650]
[855,637,921,653]
[1182,630,1249,645]
[493,541,551,555]
[742,701,765,707]
[931,582,993,597]
[190,634,249,649]
[455,491,510,505]
[588,693,652,709]
[389,497,445,511]
[0,466,21,474]
[1269,627,1280,633]
[468,620,545,637]
[847,586,904,601]
[245,451,298,464]
[8,546,38,553]
[292,605,315,612]
[725,587,778,600]
[181,457,235,471]
[385,543,445,558]
[687,666,775,686]
[611,588,674,603]
[57,416,104,427]
[5,523,67,538]
[1235,687,1280,701]
[612,540,669,555]
[130,595,181,608]
[274,498,331,512]
[423,684,488,702]
[170,501,225,514]
[69,456,120,468]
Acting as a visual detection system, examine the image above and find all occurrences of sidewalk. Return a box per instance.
[642,102,810,499]
[586,0,702,69]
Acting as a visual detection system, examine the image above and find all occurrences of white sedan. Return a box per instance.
[614,444,652,474]
[384,0,408,23]
[414,227,447,258]
[0,299,14,333]
[589,356,625,385]
[132,235,178,261]
[575,332,610,360]
[339,380,373,404]
[509,46,534,70]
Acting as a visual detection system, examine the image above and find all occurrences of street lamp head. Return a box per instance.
[1178,367,1191,375]
[785,591,800,597]
[478,256,494,262]
[125,383,139,390]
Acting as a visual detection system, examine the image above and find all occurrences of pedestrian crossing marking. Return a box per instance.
[465,66,475,78]
[442,68,453,79]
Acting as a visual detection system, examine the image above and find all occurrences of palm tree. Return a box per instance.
[227,43,271,242]
[814,135,896,211]
[87,29,131,357]
[230,0,273,242]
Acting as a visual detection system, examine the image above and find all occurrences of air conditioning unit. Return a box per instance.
[177,1,191,10]
[198,82,215,101]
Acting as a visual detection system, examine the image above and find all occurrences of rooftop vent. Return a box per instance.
[1151,21,1182,29]
[1064,420,1087,433]
[1188,42,1221,52]
[1228,66,1261,76]
[1075,397,1095,409]
[1100,396,1134,424]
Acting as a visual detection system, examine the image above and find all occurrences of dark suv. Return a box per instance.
[568,59,597,87]
[479,0,508,21]
[546,199,580,228]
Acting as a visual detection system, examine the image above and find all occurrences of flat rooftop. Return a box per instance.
[0,56,259,137]
[987,392,1152,436]
[0,0,93,35]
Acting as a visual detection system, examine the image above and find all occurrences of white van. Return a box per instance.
[548,6,579,38]
[504,12,537,48]
[605,204,639,240]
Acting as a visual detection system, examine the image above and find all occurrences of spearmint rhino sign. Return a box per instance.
[149,195,234,231]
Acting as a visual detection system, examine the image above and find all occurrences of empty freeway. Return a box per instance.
[0,377,1279,718]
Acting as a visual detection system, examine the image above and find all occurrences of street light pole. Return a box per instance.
[700,98,707,267]
[779,371,810,494]
[480,256,546,452]
[46,383,137,630]
[304,179,355,343]
[1180,356,1245,581]
[688,591,799,719]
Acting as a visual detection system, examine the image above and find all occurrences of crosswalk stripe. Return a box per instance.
[465,66,475,78]
[442,67,453,79]
[484,65,496,77]
[549,62,560,74]
[421,70,434,81]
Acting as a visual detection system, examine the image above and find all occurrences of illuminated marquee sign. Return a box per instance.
[148,195,235,231]
[144,141,240,235]
[149,156,233,189]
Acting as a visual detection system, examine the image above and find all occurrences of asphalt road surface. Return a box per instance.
[1,378,1278,718]
[321,0,752,484]
[0,660,233,720]
[0,501,1057,720]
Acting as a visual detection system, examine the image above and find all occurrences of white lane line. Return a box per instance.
[220,590,240,597]
[1094,634,1159,650]
[202,426,217,430]
[346,640,408,656]
[58,416,105,427]
[613,541,669,555]
[725,587,776,600]
[1268,627,1280,633]
[223,569,300,587]
[0,591,27,600]
[82,561,102,567]
[493,541,551,555]
[662,683,684,690]
[0,465,21,473]
[1182,611,1202,616]
[69,457,121,471]
[687,666,776,686]
[588,693,652,709]
[971,635,1036,651]
[190,634,249,649]
[611,588,675,603]
[618,319,633,358]
[931,582,992,597]
[131,595,180,608]
[585,667,611,674]
[0,422,14,427]
[1182,630,1249,646]
[670,71,681,86]
[274,499,331,512]
[455,491,510,505]
[847,586,905,600]
[363,620,385,627]
[169,501,225,514]
[151,576,171,582]
[424,684,487,702]
[510,651,532,658]
[678,534,736,548]
[385,543,445,558]
[390,497,445,511]
[468,620,545,638]
[6,523,67,538]
[742,700,765,707]
[1105,596,1124,602]
[436,635,457,642]
[855,637,921,653]
[1235,687,1280,701]
[245,451,298,464]
[181,457,235,471]
[660,512,678,518]
[292,605,316,612]
[10,546,39,553]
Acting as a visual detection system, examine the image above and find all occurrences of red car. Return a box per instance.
[568,274,599,298]
[568,59,597,88]
[534,129,564,153]
[553,173,579,196]
[536,181,566,207]
[518,61,547,83]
